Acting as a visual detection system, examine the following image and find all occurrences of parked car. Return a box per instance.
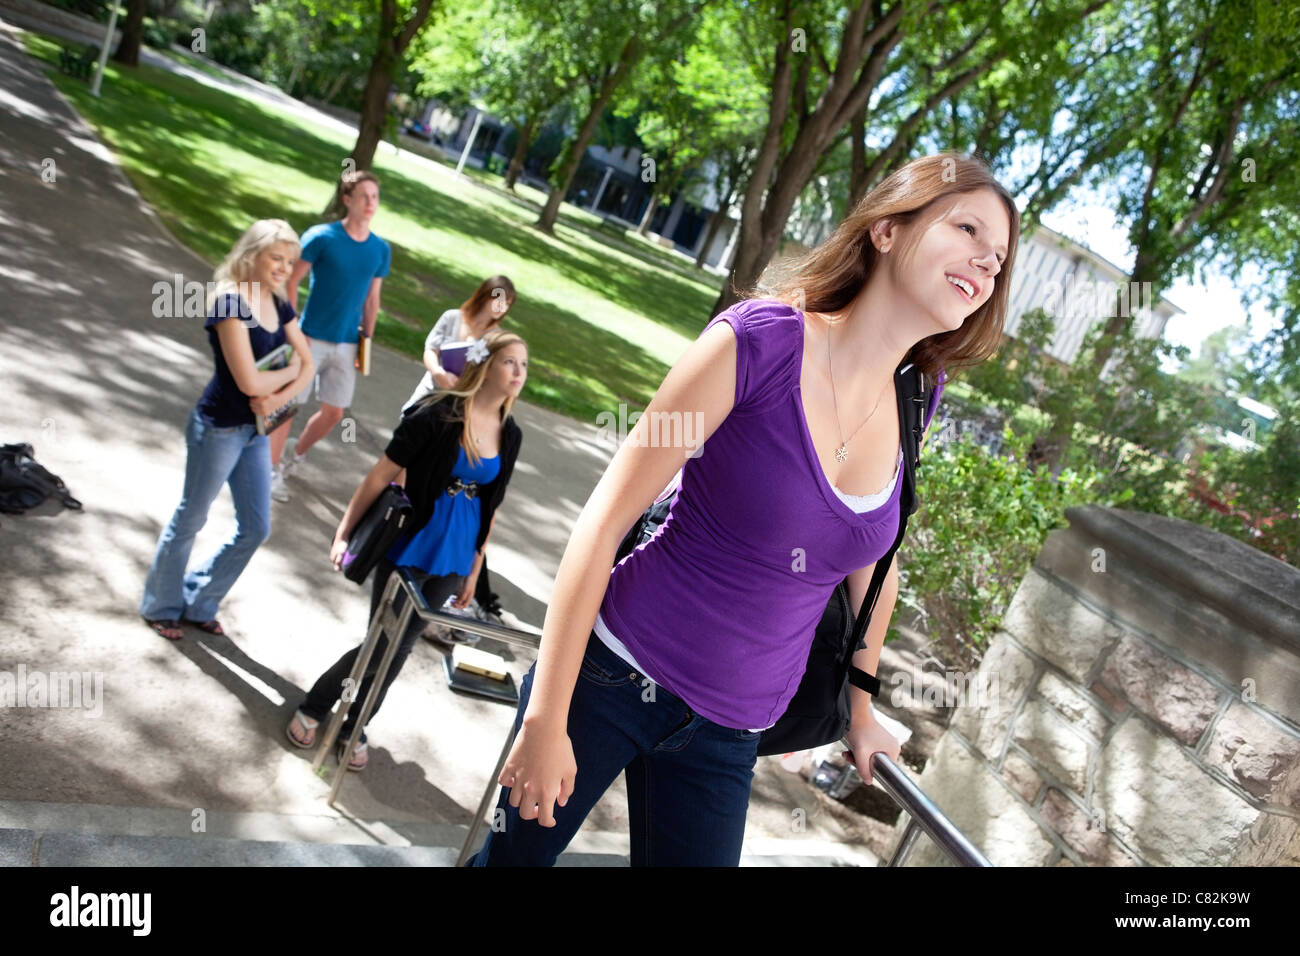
[403,120,434,141]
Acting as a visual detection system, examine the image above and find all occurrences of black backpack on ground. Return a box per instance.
[0,443,82,515]
[613,361,935,757]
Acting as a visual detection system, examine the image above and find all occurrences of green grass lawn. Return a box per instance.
[23,33,722,423]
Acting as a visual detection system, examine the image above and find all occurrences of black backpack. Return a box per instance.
[0,443,82,515]
[613,361,934,757]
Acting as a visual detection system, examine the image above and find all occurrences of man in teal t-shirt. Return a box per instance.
[271,170,391,501]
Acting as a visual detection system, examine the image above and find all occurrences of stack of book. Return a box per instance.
[254,344,299,436]
[444,644,517,704]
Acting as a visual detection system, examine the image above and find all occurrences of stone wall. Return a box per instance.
[883,505,1300,866]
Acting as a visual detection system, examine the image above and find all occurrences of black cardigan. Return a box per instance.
[385,396,523,553]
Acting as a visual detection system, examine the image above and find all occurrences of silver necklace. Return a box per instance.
[826,317,890,463]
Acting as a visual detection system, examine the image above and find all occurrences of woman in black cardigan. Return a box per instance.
[287,331,527,770]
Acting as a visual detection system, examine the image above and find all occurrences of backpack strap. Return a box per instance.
[845,362,932,694]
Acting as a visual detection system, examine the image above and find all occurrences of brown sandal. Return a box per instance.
[144,618,184,641]
[184,617,226,636]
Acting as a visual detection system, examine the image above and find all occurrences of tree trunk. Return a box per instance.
[324,49,395,218]
[111,0,148,66]
[504,116,535,191]
[711,142,821,315]
[536,36,641,234]
[324,0,436,217]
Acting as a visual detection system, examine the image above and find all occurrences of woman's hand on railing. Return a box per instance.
[843,714,901,786]
[499,719,577,828]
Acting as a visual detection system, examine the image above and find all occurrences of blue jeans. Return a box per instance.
[471,632,761,867]
[140,408,272,621]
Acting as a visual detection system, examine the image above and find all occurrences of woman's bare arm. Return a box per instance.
[330,453,404,565]
[215,316,300,398]
[845,556,899,726]
[252,319,315,416]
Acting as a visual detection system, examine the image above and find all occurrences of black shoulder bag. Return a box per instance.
[613,361,934,756]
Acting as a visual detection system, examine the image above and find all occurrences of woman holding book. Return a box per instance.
[287,331,528,771]
[140,219,315,640]
[401,275,517,415]
[470,153,1019,866]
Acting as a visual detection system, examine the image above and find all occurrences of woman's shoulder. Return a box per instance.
[274,293,297,323]
[703,297,802,408]
[404,394,461,428]
[705,296,802,348]
[204,289,250,329]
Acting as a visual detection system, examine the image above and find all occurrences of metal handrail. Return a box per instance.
[868,751,992,867]
[315,567,990,867]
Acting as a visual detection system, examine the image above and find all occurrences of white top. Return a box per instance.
[402,308,464,412]
[830,446,903,513]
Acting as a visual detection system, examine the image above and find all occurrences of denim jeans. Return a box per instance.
[140,408,272,622]
[471,632,761,867]
[299,558,464,743]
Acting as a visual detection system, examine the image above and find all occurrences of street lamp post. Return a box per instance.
[89,1,122,98]
[455,109,484,178]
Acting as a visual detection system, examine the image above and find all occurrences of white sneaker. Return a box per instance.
[280,452,307,480]
[270,466,291,503]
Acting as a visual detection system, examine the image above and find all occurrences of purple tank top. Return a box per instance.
[597,298,945,730]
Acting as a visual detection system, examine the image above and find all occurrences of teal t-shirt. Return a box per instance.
[298,221,391,343]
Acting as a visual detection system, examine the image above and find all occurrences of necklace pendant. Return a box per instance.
[835,443,848,463]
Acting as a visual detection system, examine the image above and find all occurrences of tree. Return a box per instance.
[325,0,439,217]
[616,7,766,250]
[111,0,148,66]
[528,0,705,235]
[712,0,1110,315]
[411,0,572,191]
[1032,0,1300,469]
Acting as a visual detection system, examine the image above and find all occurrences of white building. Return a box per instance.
[1004,224,1182,369]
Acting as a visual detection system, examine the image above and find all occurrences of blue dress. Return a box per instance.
[386,446,500,576]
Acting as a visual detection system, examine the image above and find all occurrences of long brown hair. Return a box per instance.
[461,275,517,332]
[757,153,1020,379]
[414,330,527,467]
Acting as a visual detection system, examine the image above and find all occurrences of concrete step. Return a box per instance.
[0,798,870,866]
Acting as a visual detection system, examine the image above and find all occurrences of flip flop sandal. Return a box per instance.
[143,617,184,641]
[286,710,319,749]
[337,740,368,772]
[183,617,226,636]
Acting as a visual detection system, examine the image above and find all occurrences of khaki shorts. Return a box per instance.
[295,337,358,409]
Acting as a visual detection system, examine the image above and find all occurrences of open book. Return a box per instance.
[254,343,299,436]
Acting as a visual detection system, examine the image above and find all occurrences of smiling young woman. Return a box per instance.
[470,153,1020,867]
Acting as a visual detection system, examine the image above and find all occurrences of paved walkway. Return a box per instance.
[0,18,877,864]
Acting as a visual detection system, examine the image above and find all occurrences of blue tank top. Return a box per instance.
[386,445,501,576]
